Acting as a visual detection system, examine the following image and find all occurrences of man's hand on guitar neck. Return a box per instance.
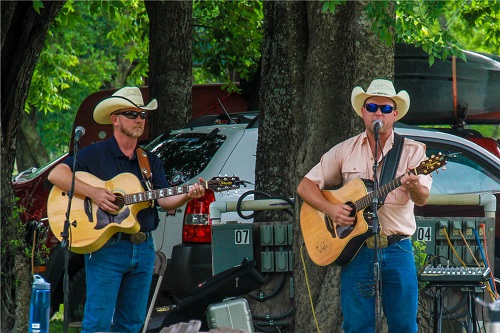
[400,172,430,206]
[157,177,206,211]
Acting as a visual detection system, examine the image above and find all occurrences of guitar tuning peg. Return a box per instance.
[219,192,223,197]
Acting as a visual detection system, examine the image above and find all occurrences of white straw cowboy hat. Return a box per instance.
[93,87,158,125]
[351,79,410,121]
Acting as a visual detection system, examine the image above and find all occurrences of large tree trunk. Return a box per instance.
[259,1,399,332]
[1,2,66,332]
[145,0,192,138]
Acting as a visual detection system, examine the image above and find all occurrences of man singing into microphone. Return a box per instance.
[48,87,205,333]
[297,79,432,332]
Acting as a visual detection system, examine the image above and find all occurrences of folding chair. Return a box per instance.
[143,250,168,333]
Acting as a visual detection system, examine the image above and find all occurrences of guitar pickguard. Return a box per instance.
[95,207,131,230]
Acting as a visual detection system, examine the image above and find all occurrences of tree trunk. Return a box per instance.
[16,111,50,172]
[259,1,397,332]
[1,1,66,331]
[145,0,192,138]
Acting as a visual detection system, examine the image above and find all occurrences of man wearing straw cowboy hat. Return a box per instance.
[48,87,205,333]
[298,79,432,332]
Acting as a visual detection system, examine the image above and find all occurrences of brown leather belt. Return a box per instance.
[112,232,152,244]
[365,234,410,249]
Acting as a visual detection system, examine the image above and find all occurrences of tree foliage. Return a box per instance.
[192,0,263,91]
[22,0,264,161]
[323,0,498,66]
[24,0,496,162]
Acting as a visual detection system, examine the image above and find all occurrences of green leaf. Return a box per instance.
[428,54,435,66]
[33,0,44,14]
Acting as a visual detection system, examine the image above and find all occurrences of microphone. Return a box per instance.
[372,120,383,131]
[74,126,85,141]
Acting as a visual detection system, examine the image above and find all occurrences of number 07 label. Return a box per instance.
[235,229,250,244]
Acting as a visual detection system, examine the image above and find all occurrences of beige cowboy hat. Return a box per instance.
[93,87,158,125]
[351,79,410,121]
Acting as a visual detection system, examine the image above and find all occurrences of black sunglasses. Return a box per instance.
[114,111,148,120]
[365,103,394,114]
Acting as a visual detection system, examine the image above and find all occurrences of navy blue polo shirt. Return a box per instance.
[63,136,169,232]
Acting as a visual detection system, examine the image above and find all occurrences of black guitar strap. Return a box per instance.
[378,133,405,205]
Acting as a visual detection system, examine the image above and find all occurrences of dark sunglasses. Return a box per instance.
[114,111,148,120]
[365,103,394,114]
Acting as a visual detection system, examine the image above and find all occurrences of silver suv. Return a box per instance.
[146,113,259,300]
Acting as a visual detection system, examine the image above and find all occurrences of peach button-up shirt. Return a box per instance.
[305,131,433,236]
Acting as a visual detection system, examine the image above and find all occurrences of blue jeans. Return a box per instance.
[340,239,418,333]
[81,236,155,333]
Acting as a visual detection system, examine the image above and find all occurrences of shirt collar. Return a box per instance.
[108,136,138,160]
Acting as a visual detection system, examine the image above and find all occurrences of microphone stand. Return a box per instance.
[372,126,382,333]
[61,137,81,333]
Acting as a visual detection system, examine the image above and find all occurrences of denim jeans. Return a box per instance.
[340,239,418,333]
[81,236,155,333]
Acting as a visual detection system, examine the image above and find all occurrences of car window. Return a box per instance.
[425,146,500,195]
[147,132,226,186]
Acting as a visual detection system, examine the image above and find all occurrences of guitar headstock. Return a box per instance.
[207,176,248,192]
[415,153,448,175]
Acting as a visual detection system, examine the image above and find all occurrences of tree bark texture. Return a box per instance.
[1,1,66,332]
[256,1,308,222]
[259,1,398,332]
[145,0,192,139]
[16,112,50,172]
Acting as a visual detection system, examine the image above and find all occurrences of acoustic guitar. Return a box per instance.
[300,154,447,266]
[47,172,245,254]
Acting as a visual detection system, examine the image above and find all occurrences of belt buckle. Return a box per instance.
[130,232,147,244]
[365,234,388,249]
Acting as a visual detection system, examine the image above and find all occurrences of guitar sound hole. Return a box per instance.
[336,201,357,239]
[323,201,357,239]
[112,194,125,210]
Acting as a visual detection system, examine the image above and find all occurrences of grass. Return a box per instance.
[49,305,72,333]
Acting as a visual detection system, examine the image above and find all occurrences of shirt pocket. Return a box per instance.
[341,160,367,184]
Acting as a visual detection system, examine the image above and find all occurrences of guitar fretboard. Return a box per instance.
[124,182,207,205]
[353,154,446,211]
[355,177,403,210]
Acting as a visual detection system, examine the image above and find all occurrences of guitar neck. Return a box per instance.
[124,181,208,205]
[356,176,404,210]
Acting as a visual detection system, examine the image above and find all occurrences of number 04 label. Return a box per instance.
[416,227,432,242]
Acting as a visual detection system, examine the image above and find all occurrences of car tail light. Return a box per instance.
[182,189,215,243]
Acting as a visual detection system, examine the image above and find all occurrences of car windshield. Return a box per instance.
[147,132,226,186]
[13,154,67,182]
[425,146,500,195]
